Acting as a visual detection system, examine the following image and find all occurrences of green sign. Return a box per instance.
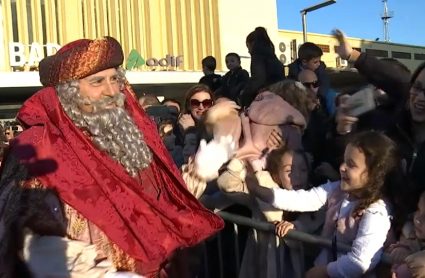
[126,49,183,70]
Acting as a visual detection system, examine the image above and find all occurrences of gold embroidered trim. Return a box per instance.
[110,242,138,272]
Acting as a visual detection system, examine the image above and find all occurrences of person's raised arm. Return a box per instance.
[333,29,410,103]
[247,179,338,212]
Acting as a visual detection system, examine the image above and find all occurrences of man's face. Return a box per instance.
[79,68,121,113]
[299,73,319,95]
[302,57,321,71]
[298,70,319,109]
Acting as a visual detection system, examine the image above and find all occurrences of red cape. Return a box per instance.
[9,85,223,271]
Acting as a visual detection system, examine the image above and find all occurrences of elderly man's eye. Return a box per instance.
[92,79,103,85]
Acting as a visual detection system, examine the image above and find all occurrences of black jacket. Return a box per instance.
[303,105,330,168]
[162,133,184,169]
[385,110,425,204]
[239,51,285,108]
[221,67,250,102]
[199,73,222,92]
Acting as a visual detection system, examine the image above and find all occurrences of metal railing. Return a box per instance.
[197,211,392,278]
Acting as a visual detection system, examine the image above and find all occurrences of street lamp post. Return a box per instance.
[301,0,337,42]
[301,11,308,43]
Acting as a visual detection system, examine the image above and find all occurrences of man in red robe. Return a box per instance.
[0,37,223,278]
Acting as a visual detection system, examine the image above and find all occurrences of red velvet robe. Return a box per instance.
[6,84,223,277]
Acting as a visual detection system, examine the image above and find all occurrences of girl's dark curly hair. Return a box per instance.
[266,144,312,188]
[349,131,407,235]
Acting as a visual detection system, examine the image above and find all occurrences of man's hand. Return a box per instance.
[178,114,195,131]
[332,29,353,60]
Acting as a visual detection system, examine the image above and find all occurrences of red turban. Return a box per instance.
[8,37,224,277]
[39,36,124,87]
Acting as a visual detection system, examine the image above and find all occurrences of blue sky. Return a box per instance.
[276,0,423,46]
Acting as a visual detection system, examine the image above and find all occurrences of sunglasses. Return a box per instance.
[190,99,213,109]
[302,81,319,89]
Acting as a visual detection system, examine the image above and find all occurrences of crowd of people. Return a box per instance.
[1,26,425,278]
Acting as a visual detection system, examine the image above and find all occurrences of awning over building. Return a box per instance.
[0,71,228,88]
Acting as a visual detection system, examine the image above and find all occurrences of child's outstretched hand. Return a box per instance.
[245,163,261,191]
[245,165,275,204]
[274,221,295,237]
[249,157,267,173]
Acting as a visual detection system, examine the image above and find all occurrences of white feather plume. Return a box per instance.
[194,135,236,181]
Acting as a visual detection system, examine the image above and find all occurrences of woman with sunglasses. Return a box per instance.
[179,84,214,164]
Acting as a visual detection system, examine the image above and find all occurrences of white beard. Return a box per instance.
[62,91,152,177]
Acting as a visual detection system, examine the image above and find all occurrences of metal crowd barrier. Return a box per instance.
[197,211,391,278]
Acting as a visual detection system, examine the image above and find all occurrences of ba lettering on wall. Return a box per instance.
[8,42,183,71]
[9,42,62,67]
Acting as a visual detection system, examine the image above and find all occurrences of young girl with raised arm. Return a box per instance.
[247,131,404,278]
[216,143,324,278]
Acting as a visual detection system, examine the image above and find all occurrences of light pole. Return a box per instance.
[301,0,337,42]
